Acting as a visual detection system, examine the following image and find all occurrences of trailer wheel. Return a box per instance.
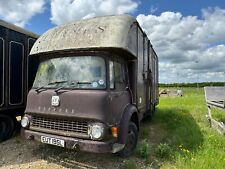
[117,122,138,157]
[0,115,14,142]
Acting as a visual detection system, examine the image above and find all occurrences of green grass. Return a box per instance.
[137,139,151,158]
[121,160,137,169]
[155,143,172,159]
[137,87,225,169]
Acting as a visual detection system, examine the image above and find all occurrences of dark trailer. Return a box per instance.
[0,20,39,141]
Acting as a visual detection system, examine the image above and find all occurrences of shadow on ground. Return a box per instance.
[149,107,204,151]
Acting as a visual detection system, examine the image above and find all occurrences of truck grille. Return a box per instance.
[31,116,88,135]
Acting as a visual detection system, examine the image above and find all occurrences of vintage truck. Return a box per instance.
[0,20,39,141]
[21,15,158,157]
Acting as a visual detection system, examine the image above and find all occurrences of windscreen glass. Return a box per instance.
[33,56,106,89]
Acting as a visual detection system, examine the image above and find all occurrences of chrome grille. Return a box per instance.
[31,116,88,135]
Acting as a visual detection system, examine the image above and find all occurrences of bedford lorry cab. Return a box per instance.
[21,15,158,157]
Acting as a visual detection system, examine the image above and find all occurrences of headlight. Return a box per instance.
[88,123,105,140]
[21,116,29,128]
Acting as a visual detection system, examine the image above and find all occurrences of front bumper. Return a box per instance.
[21,129,124,153]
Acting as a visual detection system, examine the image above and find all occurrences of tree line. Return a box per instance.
[159,82,225,88]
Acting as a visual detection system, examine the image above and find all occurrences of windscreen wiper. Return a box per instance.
[68,80,92,86]
[54,81,77,93]
[48,80,68,85]
[77,81,92,85]
[54,81,92,93]
[35,80,68,93]
[35,86,45,92]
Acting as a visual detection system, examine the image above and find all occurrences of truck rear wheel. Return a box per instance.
[0,114,14,142]
[117,122,138,157]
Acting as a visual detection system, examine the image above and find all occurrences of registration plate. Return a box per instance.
[41,136,65,147]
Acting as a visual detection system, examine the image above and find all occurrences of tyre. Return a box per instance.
[0,114,15,142]
[117,122,138,157]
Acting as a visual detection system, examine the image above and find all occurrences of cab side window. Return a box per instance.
[109,61,126,90]
[114,62,123,83]
[109,61,114,89]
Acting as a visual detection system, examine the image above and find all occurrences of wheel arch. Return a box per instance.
[118,104,139,144]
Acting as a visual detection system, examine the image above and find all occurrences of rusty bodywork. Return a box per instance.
[21,15,159,154]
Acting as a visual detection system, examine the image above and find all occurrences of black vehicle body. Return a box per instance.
[0,20,39,141]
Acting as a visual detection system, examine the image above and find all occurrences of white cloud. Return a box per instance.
[49,1,225,83]
[50,0,138,25]
[137,8,225,83]
[149,5,157,14]
[2,0,222,83]
[0,0,45,27]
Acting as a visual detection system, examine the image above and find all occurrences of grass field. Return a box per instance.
[1,87,225,169]
[129,87,225,169]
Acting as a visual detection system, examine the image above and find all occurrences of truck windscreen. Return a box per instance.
[33,56,106,89]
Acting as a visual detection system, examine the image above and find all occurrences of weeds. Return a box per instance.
[137,139,151,158]
[155,143,172,159]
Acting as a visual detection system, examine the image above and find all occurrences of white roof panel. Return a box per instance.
[30,15,137,56]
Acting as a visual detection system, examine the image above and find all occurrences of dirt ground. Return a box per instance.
[0,118,165,169]
[0,133,126,169]
[0,128,160,169]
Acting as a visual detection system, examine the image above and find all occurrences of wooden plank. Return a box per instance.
[207,100,225,109]
[206,106,225,135]
[210,118,225,135]
[205,87,225,135]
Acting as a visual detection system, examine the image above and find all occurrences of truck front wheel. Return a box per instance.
[117,122,138,157]
[0,114,14,142]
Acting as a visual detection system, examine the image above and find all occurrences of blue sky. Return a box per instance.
[26,2,53,34]
[0,0,225,83]
[137,0,225,17]
[23,0,225,35]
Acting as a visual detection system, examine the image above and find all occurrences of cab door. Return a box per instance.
[108,60,130,124]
